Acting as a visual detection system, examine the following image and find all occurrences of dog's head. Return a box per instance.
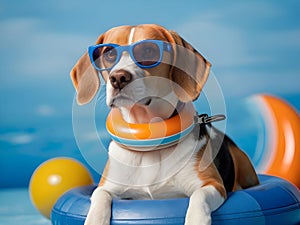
[71,24,211,123]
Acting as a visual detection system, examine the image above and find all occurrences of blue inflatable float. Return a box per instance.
[51,175,300,225]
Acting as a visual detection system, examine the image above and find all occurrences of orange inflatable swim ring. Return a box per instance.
[250,94,300,188]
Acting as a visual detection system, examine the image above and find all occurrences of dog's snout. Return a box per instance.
[109,70,132,89]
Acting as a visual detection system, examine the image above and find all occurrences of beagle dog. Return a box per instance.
[70,24,259,225]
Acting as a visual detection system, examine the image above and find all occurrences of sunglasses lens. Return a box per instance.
[92,46,118,69]
[133,42,160,66]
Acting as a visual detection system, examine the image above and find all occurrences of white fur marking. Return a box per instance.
[128,27,136,44]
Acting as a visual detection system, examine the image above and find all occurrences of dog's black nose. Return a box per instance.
[109,70,132,89]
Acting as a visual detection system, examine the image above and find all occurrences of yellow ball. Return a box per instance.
[29,157,93,218]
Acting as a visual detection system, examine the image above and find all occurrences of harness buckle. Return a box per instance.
[194,114,226,125]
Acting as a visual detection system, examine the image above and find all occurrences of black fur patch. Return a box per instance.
[212,131,235,193]
[196,125,235,192]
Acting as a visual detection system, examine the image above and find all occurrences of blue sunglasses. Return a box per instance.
[88,39,173,71]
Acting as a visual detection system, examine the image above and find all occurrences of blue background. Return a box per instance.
[1,0,300,188]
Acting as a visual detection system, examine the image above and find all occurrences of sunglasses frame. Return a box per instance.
[88,39,173,71]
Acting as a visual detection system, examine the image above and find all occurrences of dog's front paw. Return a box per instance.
[185,213,211,225]
[184,185,225,225]
[184,204,211,225]
[84,210,110,225]
[84,188,112,225]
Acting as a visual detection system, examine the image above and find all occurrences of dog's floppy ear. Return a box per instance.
[70,34,104,105]
[169,31,211,102]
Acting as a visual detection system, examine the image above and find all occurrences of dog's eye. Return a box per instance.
[103,47,117,63]
[144,47,155,57]
[134,43,160,66]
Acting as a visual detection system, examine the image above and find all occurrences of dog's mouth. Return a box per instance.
[110,95,172,123]
[109,95,152,108]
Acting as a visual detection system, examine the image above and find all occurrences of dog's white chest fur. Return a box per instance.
[101,133,206,200]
